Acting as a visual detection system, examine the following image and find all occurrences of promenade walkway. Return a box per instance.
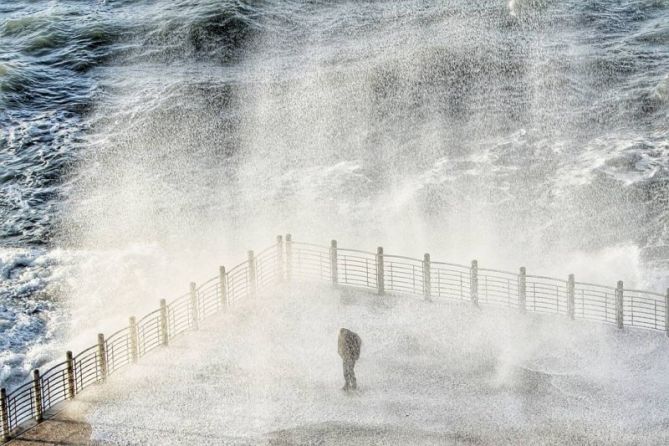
[6,403,91,445]
[5,236,669,445]
[22,283,668,445]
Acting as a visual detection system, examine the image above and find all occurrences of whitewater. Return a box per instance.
[1,0,669,441]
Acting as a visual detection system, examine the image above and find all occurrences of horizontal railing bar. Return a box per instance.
[623,289,665,298]
[73,345,98,359]
[430,261,469,269]
[255,244,278,257]
[388,279,419,286]
[525,274,566,281]
[227,260,248,275]
[336,248,376,256]
[388,282,420,289]
[478,267,516,276]
[137,310,161,325]
[340,266,375,274]
[574,281,616,290]
[197,279,219,291]
[293,264,329,272]
[386,264,422,272]
[387,271,422,280]
[340,260,375,267]
[106,327,130,340]
[384,254,423,262]
[167,293,190,307]
[294,246,328,254]
[292,241,329,249]
[481,279,516,287]
[39,362,68,379]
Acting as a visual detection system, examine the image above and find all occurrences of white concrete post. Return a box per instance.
[664,288,669,336]
[518,267,526,313]
[97,334,107,381]
[129,316,138,362]
[285,234,293,282]
[330,240,338,286]
[159,299,168,346]
[567,274,575,320]
[470,260,479,307]
[190,282,199,330]
[376,247,385,295]
[66,351,75,399]
[423,253,431,302]
[219,266,228,310]
[1,388,9,441]
[277,235,284,281]
[33,369,43,422]
[616,281,624,329]
[248,250,256,298]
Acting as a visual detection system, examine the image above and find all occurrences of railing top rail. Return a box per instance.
[227,260,248,275]
[623,289,665,298]
[292,241,329,249]
[73,345,98,360]
[256,244,277,257]
[526,274,566,282]
[337,247,377,256]
[106,327,129,341]
[197,276,219,289]
[574,281,616,290]
[137,309,161,325]
[430,260,469,269]
[384,254,423,262]
[168,292,190,306]
[478,267,516,276]
[40,361,68,379]
[6,381,33,398]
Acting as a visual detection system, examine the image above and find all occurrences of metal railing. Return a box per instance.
[2,234,668,443]
[289,238,668,336]
[0,236,285,442]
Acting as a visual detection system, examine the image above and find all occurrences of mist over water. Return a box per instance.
[1,0,669,405]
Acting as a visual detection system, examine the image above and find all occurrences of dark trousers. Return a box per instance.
[343,358,356,390]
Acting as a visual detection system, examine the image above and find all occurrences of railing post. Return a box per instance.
[97,334,107,381]
[470,260,479,307]
[219,266,228,310]
[376,247,385,295]
[665,288,669,338]
[190,282,199,330]
[567,274,576,320]
[248,250,257,298]
[518,267,526,313]
[1,388,9,442]
[285,234,292,282]
[616,281,624,329]
[66,351,75,400]
[129,316,138,362]
[330,240,338,287]
[160,299,168,346]
[423,254,432,302]
[277,235,284,281]
[33,369,43,422]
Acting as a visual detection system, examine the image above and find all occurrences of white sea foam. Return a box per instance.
[0,247,69,389]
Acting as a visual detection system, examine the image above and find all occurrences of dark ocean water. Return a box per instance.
[0,0,668,388]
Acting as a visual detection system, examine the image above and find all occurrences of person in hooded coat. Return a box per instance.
[338,328,362,390]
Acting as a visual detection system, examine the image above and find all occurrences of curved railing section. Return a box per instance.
[0,236,285,443]
[2,234,668,443]
[289,238,668,335]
